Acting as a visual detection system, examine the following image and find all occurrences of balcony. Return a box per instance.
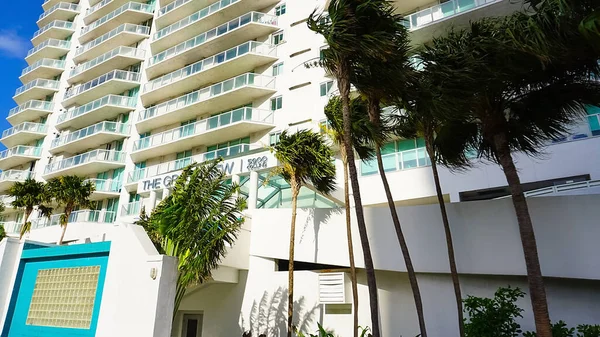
[156,0,217,29]
[25,39,71,65]
[146,12,278,78]
[43,149,126,179]
[79,2,154,43]
[56,95,136,130]
[1,123,48,148]
[63,70,140,106]
[84,0,147,25]
[32,20,75,47]
[19,59,65,84]
[0,196,17,213]
[74,24,150,63]
[131,108,273,161]
[0,170,33,193]
[142,41,277,106]
[0,146,42,171]
[43,0,78,11]
[37,2,80,27]
[13,79,60,105]
[8,101,54,126]
[31,209,118,230]
[1,221,21,234]
[50,121,130,154]
[136,73,276,133]
[121,200,142,216]
[84,178,121,200]
[152,0,279,53]
[68,46,145,84]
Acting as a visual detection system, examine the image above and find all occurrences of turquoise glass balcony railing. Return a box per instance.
[9,100,54,118]
[158,0,192,17]
[51,121,130,149]
[2,122,48,139]
[81,2,154,36]
[31,209,117,229]
[26,39,71,57]
[64,70,141,100]
[21,58,65,77]
[33,20,74,40]
[138,73,275,121]
[57,95,136,124]
[15,79,60,96]
[404,0,499,30]
[0,170,33,182]
[361,148,431,176]
[0,146,42,160]
[38,2,80,21]
[44,149,126,175]
[70,46,146,78]
[76,24,151,56]
[85,178,121,193]
[121,201,142,216]
[149,12,278,66]
[144,41,276,92]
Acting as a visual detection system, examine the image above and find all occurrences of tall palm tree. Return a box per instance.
[8,178,53,240]
[272,130,336,337]
[47,176,95,245]
[308,2,405,334]
[137,160,246,318]
[324,96,375,337]
[420,13,600,337]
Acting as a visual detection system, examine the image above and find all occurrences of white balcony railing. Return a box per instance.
[2,122,48,139]
[8,100,54,118]
[38,2,80,21]
[1,221,21,234]
[57,95,136,124]
[149,12,278,66]
[31,209,117,230]
[44,149,126,175]
[70,46,145,78]
[26,39,71,57]
[0,170,33,182]
[15,79,60,96]
[21,58,65,77]
[121,201,142,216]
[404,0,499,30]
[138,73,276,122]
[144,41,276,92]
[64,70,141,100]
[0,146,42,160]
[76,23,150,56]
[84,178,121,193]
[81,2,155,36]
[33,20,74,40]
[51,121,130,149]
[158,0,192,17]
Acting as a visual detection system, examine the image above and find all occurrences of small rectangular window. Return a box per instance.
[269,131,282,146]
[270,96,283,111]
[272,31,285,45]
[320,81,334,97]
[272,62,283,76]
[275,4,286,16]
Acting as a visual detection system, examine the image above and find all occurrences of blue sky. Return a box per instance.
[0,1,44,151]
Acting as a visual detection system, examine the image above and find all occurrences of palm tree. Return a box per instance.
[0,201,5,241]
[420,13,600,337]
[308,2,404,334]
[137,160,246,318]
[271,130,336,337]
[47,176,95,245]
[8,178,53,240]
[323,96,375,337]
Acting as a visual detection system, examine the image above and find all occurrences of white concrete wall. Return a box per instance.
[0,238,23,332]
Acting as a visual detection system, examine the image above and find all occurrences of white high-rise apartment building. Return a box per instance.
[0,0,599,336]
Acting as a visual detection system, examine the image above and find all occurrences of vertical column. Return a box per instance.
[248,171,259,210]
[148,190,157,211]
[163,188,171,199]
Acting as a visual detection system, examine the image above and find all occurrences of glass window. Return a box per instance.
[320,81,334,97]
[269,131,282,146]
[272,31,284,45]
[275,4,286,16]
[272,62,283,76]
[270,96,283,111]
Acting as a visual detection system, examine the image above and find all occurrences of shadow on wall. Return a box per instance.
[299,207,343,263]
[240,287,320,337]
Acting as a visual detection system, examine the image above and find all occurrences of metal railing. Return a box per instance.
[134,108,272,151]
[149,12,278,66]
[15,79,60,96]
[84,178,121,193]
[158,0,192,17]
[21,58,65,77]
[44,149,126,175]
[27,39,71,57]
[70,46,145,78]
[0,170,33,182]
[39,2,80,21]
[82,2,154,36]
[525,180,600,197]
[64,70,140,99]
[76,23,150,56]
[404,0,498,30]
[144,41,276,92]
[33,20,74,40]
[0,146,42,160]
[121,201,142,216]
[154,0,241,40]
[31,209,117,229]
[9,100,54,117]
[2,122,48,139]
[138,73,275,121]
[57,95,136,124]
[51,121,130,149]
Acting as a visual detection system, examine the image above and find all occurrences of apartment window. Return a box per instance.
[270,96,283,111]
[272,62,284,76]
[320,81,334,97]
[205,137,251,160]
[319,46,328,61]
[269,131,282,146]
[586,104,600,136]
[275,4,286,16]
[272,31,285,45]
[360,138,431,176]
[175,150,193,170]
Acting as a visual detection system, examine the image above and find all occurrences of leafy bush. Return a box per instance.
[577,324,600,337]
[463,287,525,337]
[523,321,574,337]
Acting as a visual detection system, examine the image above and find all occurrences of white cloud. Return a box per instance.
[0,30,29,58]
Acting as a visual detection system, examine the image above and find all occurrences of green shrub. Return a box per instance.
[463,287,525,337]
[577,324,600,337]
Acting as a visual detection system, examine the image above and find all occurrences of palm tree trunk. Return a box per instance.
[58,208,72,245]
[493,132,552,337]
[368,99,427,337]
[425,142,464,337]
[287,180,300,337]
[342,150,359,337]
[173,277,187,322]
[19,208,33,240]
[338,63,381,337]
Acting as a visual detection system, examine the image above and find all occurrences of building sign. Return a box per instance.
[138,152,276,193]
